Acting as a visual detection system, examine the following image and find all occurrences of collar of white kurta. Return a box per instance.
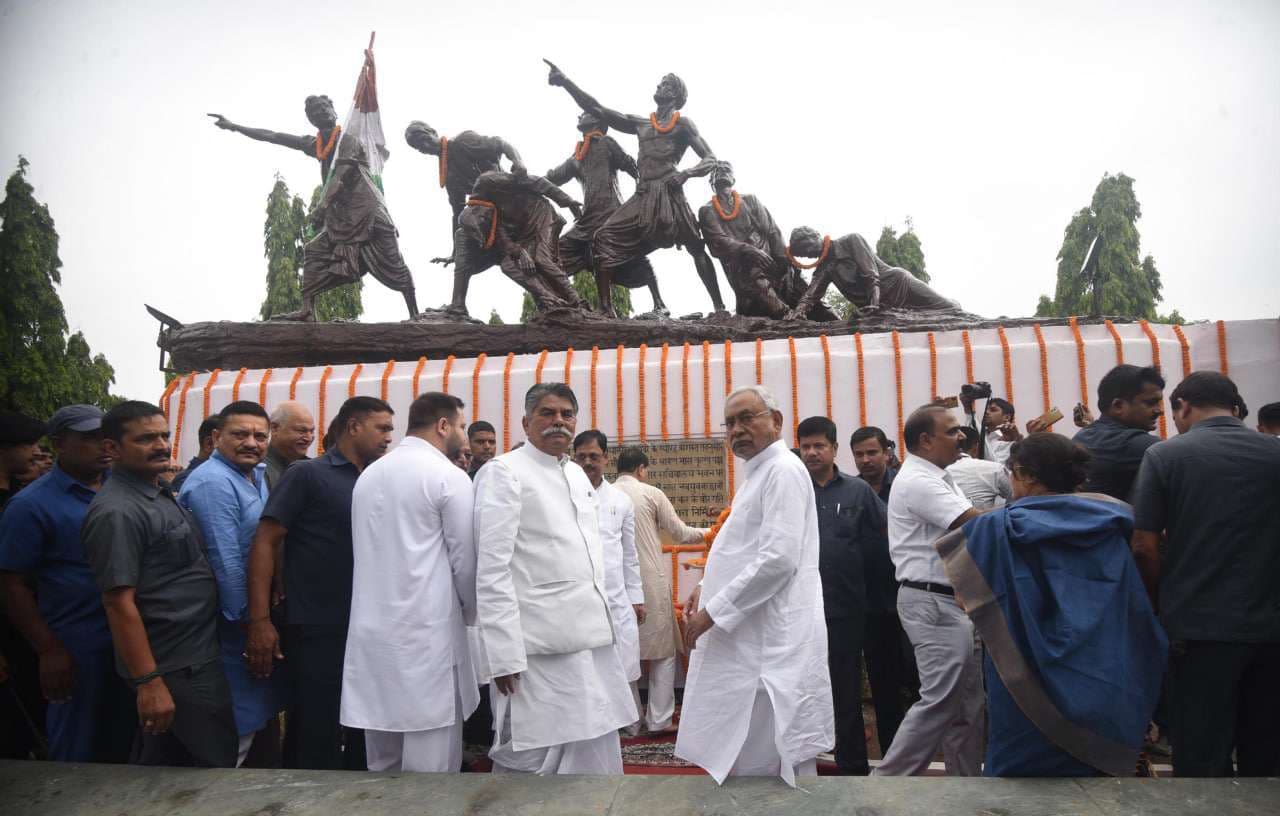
[901,452,953,482]
[396,434,451,462]
[517,441,569,469]
[614,473,639,484]
[740,437,788,478]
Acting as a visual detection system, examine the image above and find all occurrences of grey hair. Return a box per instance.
[269,402,309,427]
[524,382,579,417]
[726,384,780,412]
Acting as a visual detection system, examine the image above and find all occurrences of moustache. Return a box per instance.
[541,427,571,438]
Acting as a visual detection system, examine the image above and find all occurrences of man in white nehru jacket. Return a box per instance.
[676,384,833,785]
[474,383,636,774]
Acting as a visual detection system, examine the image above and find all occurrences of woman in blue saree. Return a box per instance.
[935,433,1167,777]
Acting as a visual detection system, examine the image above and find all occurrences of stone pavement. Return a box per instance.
[1,760,1277,816]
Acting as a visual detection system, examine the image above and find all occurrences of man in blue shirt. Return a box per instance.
[1072,364,1165,501]
[0,405,134,762]
[178,400,277,767]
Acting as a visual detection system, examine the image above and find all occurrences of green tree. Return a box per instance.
[0,157,119,415]
[1035,173,1166,319]
[488,309,504,325]
[260,180,362,321]
[823,290,856,320]
[520,272,632,322]
[876,218,929,283]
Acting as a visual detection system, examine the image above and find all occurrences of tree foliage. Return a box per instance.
[876,219,929,283]
[520,272,633,322]
[259,180,362,321]
[0,157,120,415]
[1036,173,1168,319]
[488,309,504,325]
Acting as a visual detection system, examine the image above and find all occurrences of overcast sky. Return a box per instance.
[3,0,1277,401]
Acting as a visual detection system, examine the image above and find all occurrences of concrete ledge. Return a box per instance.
[1,761,1277,816]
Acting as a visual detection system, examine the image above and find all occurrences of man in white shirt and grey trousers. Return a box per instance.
[874,404,987,776]
[340,392,479,772]
[474,382,637,774]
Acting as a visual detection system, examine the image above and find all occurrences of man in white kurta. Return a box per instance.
[573,431,644,692]
[676,385,834,785]
[613,449,706,732]
[474,383,637,774]
[340,392,479,772]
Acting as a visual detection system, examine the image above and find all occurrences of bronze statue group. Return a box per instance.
[211,61,963,324]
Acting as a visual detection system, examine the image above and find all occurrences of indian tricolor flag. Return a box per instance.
[332,32,387,189]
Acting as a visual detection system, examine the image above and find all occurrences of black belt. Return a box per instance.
[900,579,954,597]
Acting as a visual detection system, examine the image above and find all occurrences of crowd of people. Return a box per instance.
[0,364,1277,781]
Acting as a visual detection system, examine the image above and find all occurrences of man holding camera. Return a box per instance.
[958,383,1019,465]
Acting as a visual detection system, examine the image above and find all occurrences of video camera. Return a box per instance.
[960,381,993,401]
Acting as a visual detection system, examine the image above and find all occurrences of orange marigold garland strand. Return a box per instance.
[315,125,341,161]
[257,368,274,410]
[891,331,905,454]
[441,355,456,394]
[437,136,448,188]
[1171,324,1192,377]
[681,342,691,439]
[854,333,867,427]
[1033,324,1051,416]
[574,130,605,161]
[710,191,741,221]
[649,111,680,133]
[347,363,364,398]
[660,343,670,441]
[637,344,648,442]
[819,334,833,419]
[996,327,1014,405]
[1104,320,1125,364]
[788,336,800,447]
[701,341,712,437]
[202,369,222,419]
[502,353,515,451]
[1216,320,1230,375]
[961,330,975,383]
[412,356,427,397]
[535,349,549,384]
[231,367,248,401]
[703,506,732,547]
[171,372,197,462]
[288,367,304,400]
[1069,318,1089,410]
[590,346,600,430]
[465,198,499,249]
[1138,320,1168,439]
[471,353,487,425]
[316,365,334,454]
[380,360,396,402]
[616,344,626,442]
[754,337,763,385]
[563,347,574,385]
[159,376,181,419]
[927,332,939,400]
[785,235,831,270]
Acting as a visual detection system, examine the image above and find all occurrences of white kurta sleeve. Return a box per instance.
[473,460,527,677]
[620,498,644,605]
[703,464,804,634]
[655,489,705,544]
[441,470,478,626]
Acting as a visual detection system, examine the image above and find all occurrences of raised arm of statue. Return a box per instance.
[208,113,312,156]
[544,157,578,187]
[544,59,643,135]
[496,138,527,176]
[607,138,640,180]
[680,118,717,176]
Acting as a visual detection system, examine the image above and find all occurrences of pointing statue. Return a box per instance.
[208,95,343,185]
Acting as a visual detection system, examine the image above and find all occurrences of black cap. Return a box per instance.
[47,405,104,436]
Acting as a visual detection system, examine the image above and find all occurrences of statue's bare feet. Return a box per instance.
[707,309,732,320]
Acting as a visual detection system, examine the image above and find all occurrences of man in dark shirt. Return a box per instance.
[82,401,235,767]
[848,425,914,756]
[245,396,395,770]
[1257,401,1280,436]
[0,411,46,512]
[799,416,884,775]
[169,415,222,493]
[1073,364,1164,501]
[0,405,134,762]
[466,421,497,481]
[1131,371,1280,777]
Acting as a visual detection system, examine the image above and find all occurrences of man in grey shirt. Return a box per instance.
[82,401,235,767]
[1131,372,1280,778]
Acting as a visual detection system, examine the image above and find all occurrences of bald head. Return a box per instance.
[269,401,316,462]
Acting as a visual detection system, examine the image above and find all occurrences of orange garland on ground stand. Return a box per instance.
[502,353,515,451]
[257,368,274,410]
[1033,324,1051,415]
[996,327,1014,404]
[1069,318,1089,409]
[202,369,222,419]
[637,344,648,442]
[1138,320,1167,439]
[441,355,456,394]
[701,341,712,437]
[927,332,938,399]
[787,336,800,446]
[616,345,625,441]
[681,342,691,439]
[159,376,181,418]
[819,334,833,419]
[411,356,427,397]
[1104,320,1125,364]
[347,363,363,398]
[754,337,763,384]
[535,349,548,383]
[471,354,487,424]
[1216,320,1230,375]
[380,360,395,402]
[171,372,197,462]
[231,367,248,401]
[288,367,304,400]
[854,333,867,427]
[891,332,905,454]
[590,346,600,430]
[316,365,334,454]
[660,343,670,441]
[961,330,975,383]
[1171,324,1191,377]
[563,347,574,384]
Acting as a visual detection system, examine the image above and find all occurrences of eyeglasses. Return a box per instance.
[722,410,771,430]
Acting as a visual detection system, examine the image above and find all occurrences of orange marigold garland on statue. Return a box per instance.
[1216,320,1230,375]
[1171,324,1191,377]
[316,365,334,454]
[315,126,341,161]
[1069,318,1089,409]
[649,111,680,133]
[710,191,741,221]
[786,235,831,270]
[231,367,248,401]
[437,136,448,188]
[466,198,499,249]
[574,130,605,161]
